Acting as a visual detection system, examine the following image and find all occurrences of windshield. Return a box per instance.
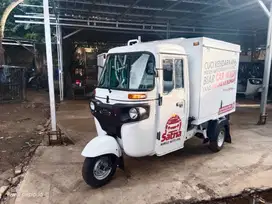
[98,52,155,91]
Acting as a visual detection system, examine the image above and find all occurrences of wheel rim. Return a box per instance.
[93,156,112,180]
[217,129,225,147]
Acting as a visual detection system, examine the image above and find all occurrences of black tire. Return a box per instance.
[82,155,117,188]
[208,122,226,152]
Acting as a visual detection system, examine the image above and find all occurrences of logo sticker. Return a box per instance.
[161,115,182,146]
[218,102,235,115]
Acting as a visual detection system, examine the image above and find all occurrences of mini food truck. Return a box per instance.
[81,37,240,187]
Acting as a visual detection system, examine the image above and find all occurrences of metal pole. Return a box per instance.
[56,24,61,101]
[258,2,272,125]
[257,0,270,17]
[43,0,57,131]
[251,33,256,62]
[22,67,26,101]
[166,21,170,39]
[59,25,64,101]
[63,29,82,39]
[56,24,63,101]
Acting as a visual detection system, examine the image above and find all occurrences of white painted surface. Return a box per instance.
[88,37,240,158]
[121,100,157,157]
[180,37,240,124]
[94,118,106,135]
[95,88,157,102]
[43,0,56,131]
[155,54,189,156]
[81,135,122,157]
[108,37,240,125]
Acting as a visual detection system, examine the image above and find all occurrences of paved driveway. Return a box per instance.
[14,101,272,204]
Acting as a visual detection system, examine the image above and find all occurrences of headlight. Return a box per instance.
[129,108,138,119]
[138,107,147,115]
[89,101,95,111]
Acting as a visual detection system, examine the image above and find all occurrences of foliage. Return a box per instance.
[1,0,44,42]
[0,0,12,15]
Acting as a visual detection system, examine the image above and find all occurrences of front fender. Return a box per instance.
[81,136,122,158]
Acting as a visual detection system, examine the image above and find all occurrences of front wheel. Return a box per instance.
[82,155,117,188]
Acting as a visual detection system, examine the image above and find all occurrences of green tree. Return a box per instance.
[0,0,44,64]
[1,0,24,64]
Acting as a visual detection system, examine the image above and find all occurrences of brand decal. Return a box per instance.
[202,58,237,93]
[161,115,182,146]
[219,102,235,115]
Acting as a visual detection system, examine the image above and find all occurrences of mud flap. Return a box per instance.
[225,123,232,143]
[118,156,125,171]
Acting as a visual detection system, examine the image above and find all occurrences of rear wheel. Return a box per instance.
[208,122,226,152]
[82,155,117,188]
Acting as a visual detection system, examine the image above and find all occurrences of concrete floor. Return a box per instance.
[14,101,272,204]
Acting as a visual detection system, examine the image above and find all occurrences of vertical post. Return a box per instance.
[22,67,26,101]
[56,23,64,101]
[59,26,64,101]
[56,25,60,99]
[43,0,57,131]
[166,21,170,39]
[259,2,272,125]
[251,33,256,62]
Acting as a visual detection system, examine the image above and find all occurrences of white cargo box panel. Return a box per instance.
[181,37,240,125]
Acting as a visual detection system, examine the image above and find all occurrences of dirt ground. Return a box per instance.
[10,97,272,204]
[0,91,49,173]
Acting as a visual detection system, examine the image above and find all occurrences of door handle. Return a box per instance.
[176,102,183,108]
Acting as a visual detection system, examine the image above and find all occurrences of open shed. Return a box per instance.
[14,0,272,131]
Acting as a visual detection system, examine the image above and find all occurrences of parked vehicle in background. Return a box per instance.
[237,62,264,98]
[237,78,262,97]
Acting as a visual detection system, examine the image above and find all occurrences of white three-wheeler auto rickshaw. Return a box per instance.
[81,37,240,187]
